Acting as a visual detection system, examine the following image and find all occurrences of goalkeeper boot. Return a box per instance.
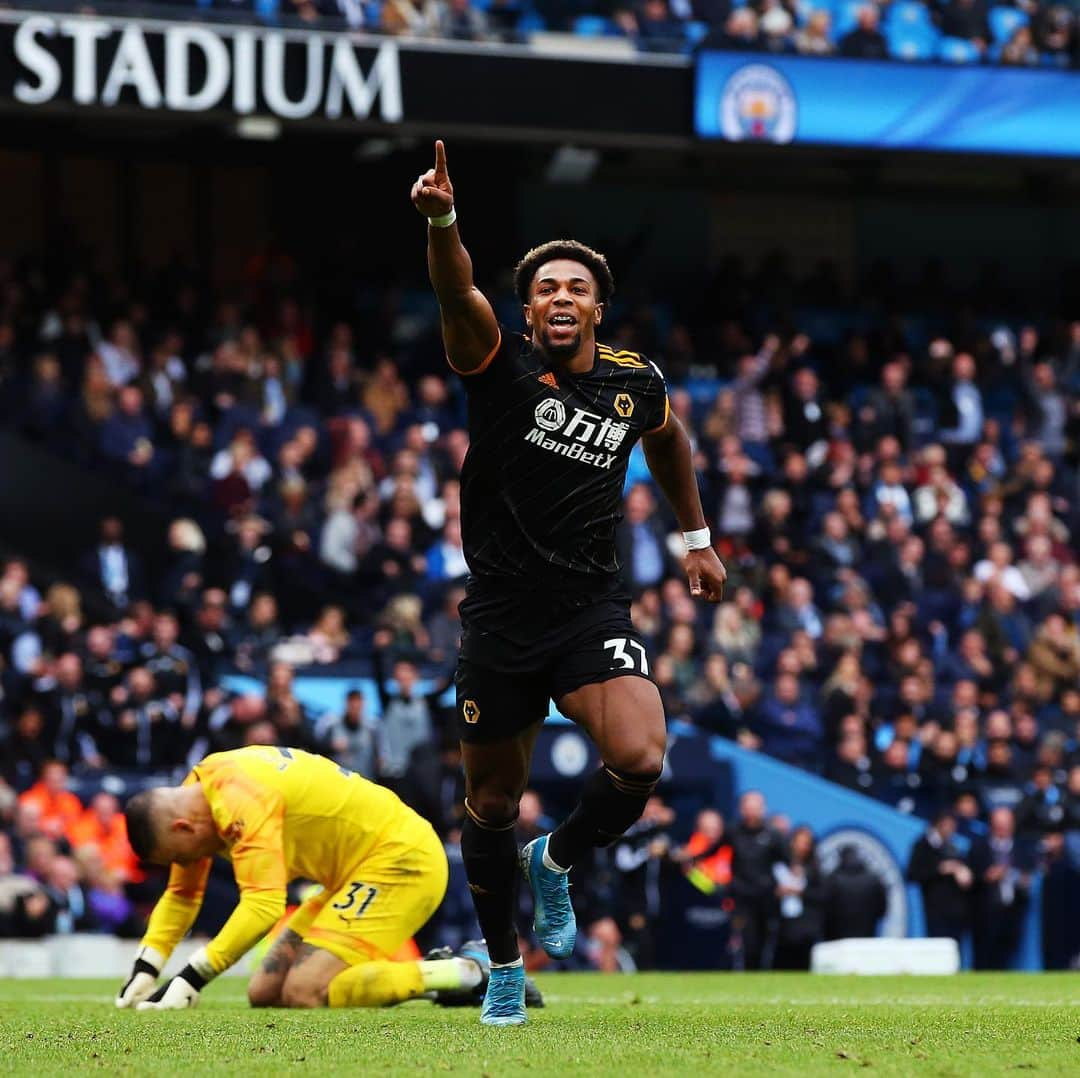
[431,940,544,1008]
[480,960,527,1027]
[429,940,487,1007]
[521,834,576,960]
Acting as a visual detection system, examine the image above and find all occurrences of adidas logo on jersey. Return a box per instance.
[537,371,559,390]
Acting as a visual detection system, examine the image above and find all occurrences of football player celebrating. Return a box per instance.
[412,142,726,1024]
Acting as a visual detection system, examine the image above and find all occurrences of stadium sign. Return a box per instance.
[697,48,1080,158]
[8,13,401,121]
[0,10,688,143]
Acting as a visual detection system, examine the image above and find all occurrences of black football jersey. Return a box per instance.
[456,326,668,639]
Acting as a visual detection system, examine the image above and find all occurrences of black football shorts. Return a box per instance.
[453,600,655,744]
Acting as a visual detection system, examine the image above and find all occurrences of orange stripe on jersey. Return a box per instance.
[598,346,648,369]
[447,330,502,377]
[645,394,671,435]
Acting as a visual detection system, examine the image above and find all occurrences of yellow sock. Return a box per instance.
[327,961,425,1008]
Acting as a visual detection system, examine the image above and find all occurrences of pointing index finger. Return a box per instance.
[434,139,448,180]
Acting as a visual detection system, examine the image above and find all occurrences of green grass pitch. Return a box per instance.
[0,973,1076,1075]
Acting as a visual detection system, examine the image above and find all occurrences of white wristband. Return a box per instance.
[187,945,218,982]
[683,527,712,553]
[136,944,166,974]
[428,207,457,229]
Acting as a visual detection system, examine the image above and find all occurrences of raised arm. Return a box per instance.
[411,140,500,374]
[642,413,727,602]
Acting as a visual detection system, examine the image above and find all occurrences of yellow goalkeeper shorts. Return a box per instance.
[284,820,448,966]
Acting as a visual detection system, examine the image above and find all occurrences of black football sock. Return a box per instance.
[547,765,661,870]
[461,801,521,965]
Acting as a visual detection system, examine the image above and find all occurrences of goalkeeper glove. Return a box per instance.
[136,947,216,1011]
[115,946,165,1009]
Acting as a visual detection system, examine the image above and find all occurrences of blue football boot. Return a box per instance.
[521,834,576,960]
[480,961,527,1027]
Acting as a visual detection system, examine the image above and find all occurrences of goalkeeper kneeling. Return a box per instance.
[115,746,490,1011]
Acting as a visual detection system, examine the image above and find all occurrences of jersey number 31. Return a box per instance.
[604,638,649,675]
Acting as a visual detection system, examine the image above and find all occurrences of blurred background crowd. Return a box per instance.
[0,243,1078,968]
[90,0,1080,65]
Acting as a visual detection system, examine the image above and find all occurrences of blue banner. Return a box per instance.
[695,51,1080,158]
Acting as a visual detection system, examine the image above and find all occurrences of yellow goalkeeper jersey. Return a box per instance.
[139,746,431,975]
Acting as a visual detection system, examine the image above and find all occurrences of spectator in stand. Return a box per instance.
[1036,5,1075,66]
[74,845,141,936]
[617,483,675,593]
[105,666,182,771]
[79,517,146,613]
[425,518,470,589]
[730,790,786,969]
[969,806,1034,969]
[16,760,82,842]
[95,318,140,387]
[0,832,55,938]
[674,807,732,894]
[754,672,823,769]
[1015,764,1067,835]
[940,0,990,54]
[43,854,95,934]
[317,688,379,779]
[1028,613,1080,703]
[1001,24,1040,65]
[759,6,795,52]
[159,518,206,611]
[704,7,761,50]
[939,353,984,468]
[839,5,887,59]
[794,8,834,54]
[864,361,916,452]
[612,795,676,968]
[907,811,973,944]
[100,385,157,487]
[371,645,449,825]
[32,652,105,769]
[772,825,824,969]
[3,706,51,792]
[823,845,886,939]
[299,605,353,664]
[68,791,142,884]
[634,0,687,50]
[141,611,202,728]
[183,588,233,687]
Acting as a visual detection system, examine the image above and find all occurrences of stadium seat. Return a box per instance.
[887,24,940,60]
[517,10,547,32]
[989,6,1028,44]
[937,36,982,63]
[573,15,618,36]
[684,20,709,46]
[832,0,865,39]
[884,0,932,29]
[363,0,383,27]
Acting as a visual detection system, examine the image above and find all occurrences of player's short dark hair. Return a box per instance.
[124,789,162,862]
[513,240,615,305]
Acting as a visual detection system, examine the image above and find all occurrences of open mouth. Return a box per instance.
[548,315,577,330]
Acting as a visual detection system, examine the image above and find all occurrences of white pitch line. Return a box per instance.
[4,993,1076,1009]
[540,995,1079,1007]
[0,994,110,1003]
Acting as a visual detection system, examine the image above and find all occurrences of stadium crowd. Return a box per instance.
[78,0,1080,65]
[0,246,1078,970]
